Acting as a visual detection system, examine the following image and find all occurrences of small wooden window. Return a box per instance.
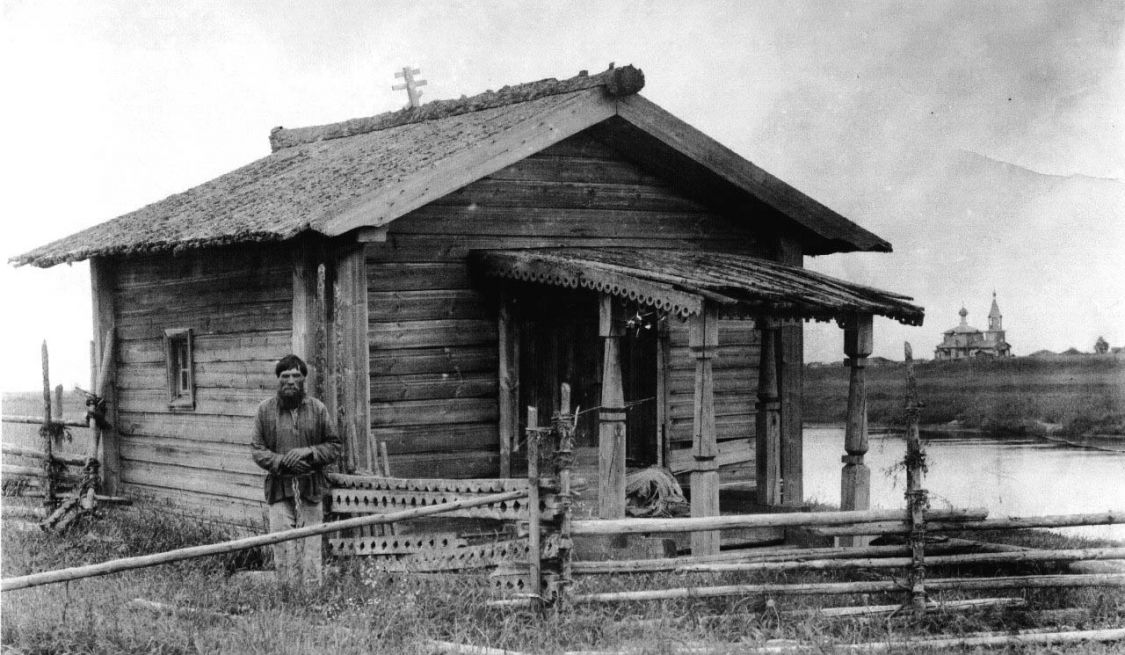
[164,328,195,409]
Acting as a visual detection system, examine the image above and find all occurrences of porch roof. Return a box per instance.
[472,248,924,326]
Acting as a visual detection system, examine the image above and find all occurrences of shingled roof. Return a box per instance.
[13,65,891,268]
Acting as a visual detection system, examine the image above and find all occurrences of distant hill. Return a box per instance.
[1029,350,1057,358]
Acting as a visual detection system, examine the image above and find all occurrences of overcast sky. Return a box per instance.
[1,0,1122,391]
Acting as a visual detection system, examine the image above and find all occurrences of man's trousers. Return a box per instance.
[268,496,324,585]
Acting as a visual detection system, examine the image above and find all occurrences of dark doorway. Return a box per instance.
[514,286,658,467]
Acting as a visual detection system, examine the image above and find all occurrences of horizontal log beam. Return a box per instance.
[571,507,988,536]
[2,446,88,467]
[570,540,1039,575]
[571,573,1125,604]
[1,489,526,592]
[811,511,1125,537]
[676,547,1125,574]
[2,416,89,429]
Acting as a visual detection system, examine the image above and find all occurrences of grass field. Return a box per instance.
[2,506,1123,654]
[803,355,1125,438]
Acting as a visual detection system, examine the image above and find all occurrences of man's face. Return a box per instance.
[278,368,306,398]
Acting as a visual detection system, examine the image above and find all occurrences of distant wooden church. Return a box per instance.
[934,293,1011,360]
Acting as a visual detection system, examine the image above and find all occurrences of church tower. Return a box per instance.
[988,292,1002,331]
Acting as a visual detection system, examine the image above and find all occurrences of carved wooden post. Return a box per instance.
[756,322,782,507]
[690,303,720,555]
[598,294,627,519]
[498,290,520,478]
[840,313,873,546]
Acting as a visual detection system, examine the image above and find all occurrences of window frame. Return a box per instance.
[163,328,196,410]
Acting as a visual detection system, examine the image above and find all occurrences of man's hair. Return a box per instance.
[274,354,308,377]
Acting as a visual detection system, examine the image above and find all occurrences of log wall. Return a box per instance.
[365,132,769,480]
[113,244,292,529]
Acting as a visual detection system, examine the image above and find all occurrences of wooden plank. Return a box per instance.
[117,363,276,392]
[121,482,266,529]
[668,367,755,387]
[366,235,763,264]
[668,415,754,444]
[117,388,263,417]
[669,322,759,347]
[368,289,488,321]
[317,86,618,236]
[118,435,263,476]
[114,245,287,288]
[90,257,122,495]
[370,320,497,349]
[485,154,664,186]
[392,205,749,240]
[370,346,497,376]
[379,450,498,479]
[668,440,754,475]
[121,459,264,498]
[116,277,290,313]
[119,332,292,365]
[535,134,624,160]
[115,302,292,340]
[117,411,254,444]
[370,370,498,402]
[372,423,498,454]
[668,394,754,420]
[366,262,471,291]
[429,178,709,213]
[371,398,498,427]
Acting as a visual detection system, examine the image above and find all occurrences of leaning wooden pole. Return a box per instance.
[2,489,527,592]
[903,342,927,618]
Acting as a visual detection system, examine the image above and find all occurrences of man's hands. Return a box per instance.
[280,447,314,474]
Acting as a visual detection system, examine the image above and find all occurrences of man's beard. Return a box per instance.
[278,387,305,409]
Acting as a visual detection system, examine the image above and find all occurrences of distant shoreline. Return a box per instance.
[804,421,1125,453]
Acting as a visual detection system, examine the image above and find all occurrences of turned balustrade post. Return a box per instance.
[690,303,720,555]
[756,321,782,507]
[598,294,627,519]
[840,313,873,547]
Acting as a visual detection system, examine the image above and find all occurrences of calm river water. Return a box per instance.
[803,427,1125,542]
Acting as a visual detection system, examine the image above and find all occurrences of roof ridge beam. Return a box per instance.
[271,65,644,152]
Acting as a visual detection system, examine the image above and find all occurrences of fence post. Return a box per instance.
[40,341,57,509]
[526,406,542,609]
[553,383,576,611]
[904,342,927,618]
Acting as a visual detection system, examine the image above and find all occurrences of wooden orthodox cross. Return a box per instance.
[392,66,427,108]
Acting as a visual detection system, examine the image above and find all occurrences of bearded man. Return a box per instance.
[251,354,341,583]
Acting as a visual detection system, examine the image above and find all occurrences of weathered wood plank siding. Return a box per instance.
[366,132,767,479]
[112,245,291,529]
[667,319,759,481]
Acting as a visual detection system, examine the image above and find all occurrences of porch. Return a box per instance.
[473,248,924,555]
